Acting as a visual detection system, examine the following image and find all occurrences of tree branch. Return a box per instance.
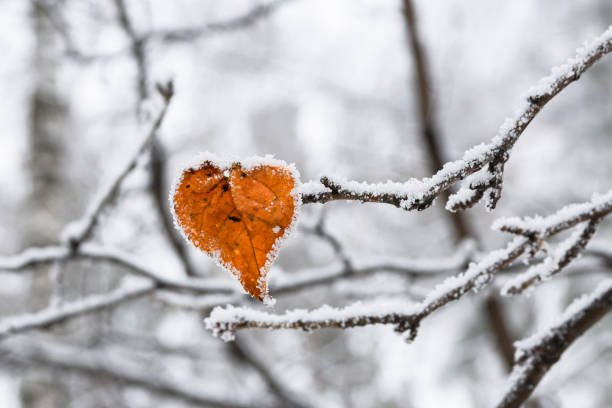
[301,26,612,212]
[0,278,154,339]
[0,243,235,295]
[145,0,294,44]
[0,339,263,408]
[205,191,612,340]
[401,0,474,240]
[495,280,612,408]
[494,190,612,295]
[229,337,311,408]
[61,82,174,249]
[501,217,603,295]
[205,237,529,341]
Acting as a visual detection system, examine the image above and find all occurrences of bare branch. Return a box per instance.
[205,237,529,341]
[300,210,353,272]
[493,190,612,295]
[0,278,154,339]
[496,280,612,408]
[0,244,235,295]
[401,0,474,240]
[146,0,294,44]
[61,83,174,249]
[0,339,264,408]
[229,337,312,408]
[272,240,474,296]
[501,217,602,295]
[301,26,612,212]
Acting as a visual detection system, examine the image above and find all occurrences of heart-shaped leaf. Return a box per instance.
[171,153,300,302]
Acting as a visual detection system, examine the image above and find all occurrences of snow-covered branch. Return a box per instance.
[496,280,612,408]
[1,240,474,299]
[501,218,602,295]
[206,190,612,340]
[205,237,528,341]
[301,26,612,213]
[0,277,154,339]
[0,243,235,295]
[495,190,612,295]
[493,190,612,239]
[300,210,353,271]
[0,339,260,408]
[61,81,174,249]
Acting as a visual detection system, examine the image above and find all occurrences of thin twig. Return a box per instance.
[146,0,295,43]
[205,191,612,340]
[495,280,612,408]
[229,337,312,408]
[206,237,529,341]
[300,209,353,272]
[114,0,148,102]
[115,0,198,277]
[0,339,263,408]
[0,278,154,339]
[401,0,474,240]
[0,243,235,294]
[61,82,174,249]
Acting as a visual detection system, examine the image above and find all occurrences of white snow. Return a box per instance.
[205,297,420,342]
[501,221,594,296]
[300,28,612,214]
[513,279,612,361]
[297,180,331,197]
[0,246,70,271]
[527,25,612,98]
[492,189,612,235]
[204,238,521,341]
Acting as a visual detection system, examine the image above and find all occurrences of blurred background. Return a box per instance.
[0,0,611,407]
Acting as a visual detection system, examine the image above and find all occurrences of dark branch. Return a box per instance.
[401,0,474,240]
[496,280,612,408]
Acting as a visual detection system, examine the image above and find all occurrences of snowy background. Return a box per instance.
[0,0,611,407]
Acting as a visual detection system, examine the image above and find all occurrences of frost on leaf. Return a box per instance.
[170,152,301,302]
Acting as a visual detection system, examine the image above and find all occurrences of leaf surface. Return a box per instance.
[172,155,299,301]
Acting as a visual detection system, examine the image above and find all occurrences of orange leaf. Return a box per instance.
[171,153,300,302]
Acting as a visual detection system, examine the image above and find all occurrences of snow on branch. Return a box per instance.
[301,26,612,213]
[494,190,612,295]
[205,237,529,341]
[206,190,612,340]
[0,243,236,295]
[0,277,154,339]
[60,81,174,249]
[1,238,475,298]
[501,218,602,295]
[0,339,258,408]
[492,189,612,238]
[496,280,612,408]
